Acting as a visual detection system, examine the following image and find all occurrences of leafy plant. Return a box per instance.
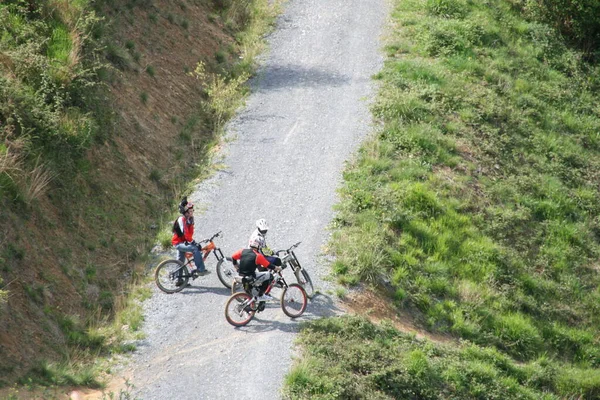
[190,61,249,132]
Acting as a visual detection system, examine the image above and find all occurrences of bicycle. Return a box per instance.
[155,231,224,294]
[224,265,308,327]
[229,241,314,298]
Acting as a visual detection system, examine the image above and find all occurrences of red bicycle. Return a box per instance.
[224,263,307,326]
[154,231,224,293]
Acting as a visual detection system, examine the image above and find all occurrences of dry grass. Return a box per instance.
[44,0,84,26]
[0,145,22,177]
[23,158,56,205]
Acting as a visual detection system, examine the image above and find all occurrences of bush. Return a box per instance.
[514,0,600,57]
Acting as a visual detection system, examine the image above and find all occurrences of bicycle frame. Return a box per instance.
[182,231,224,267]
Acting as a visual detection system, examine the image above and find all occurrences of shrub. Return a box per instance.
[513,0,600,57]
[426,0,468,19]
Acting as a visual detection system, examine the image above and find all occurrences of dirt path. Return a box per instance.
[111,0,388,398]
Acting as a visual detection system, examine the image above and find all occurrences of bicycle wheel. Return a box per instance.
[155,259,188,294]
[216,259,237,289]
[231,278,246,296]
[225,292,256,326]
[280,283,307,318]
[294,268,315,298]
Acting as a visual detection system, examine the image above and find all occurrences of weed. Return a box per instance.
[145,65,155,77]
[139,92,148,104]
[23,159,55,205]
[106,44,133,70]
[215,49,227,64]
[334,287,347,299]
[149,169,161,182]
[157,229,173,250]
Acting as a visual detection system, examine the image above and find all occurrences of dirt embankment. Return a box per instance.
[0,0,233,384]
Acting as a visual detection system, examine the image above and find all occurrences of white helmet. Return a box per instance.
[256,218,268,234]
[249,235,267,249]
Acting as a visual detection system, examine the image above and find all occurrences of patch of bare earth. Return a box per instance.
[340,289,455,344]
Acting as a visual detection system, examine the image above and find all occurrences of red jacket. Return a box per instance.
[172,216,194,246]
[232,248,271,275]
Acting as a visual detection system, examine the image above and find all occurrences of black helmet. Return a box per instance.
[178,197,193,214]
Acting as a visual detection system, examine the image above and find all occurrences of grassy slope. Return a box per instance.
[286,0,600,398]
[0,0,277,389]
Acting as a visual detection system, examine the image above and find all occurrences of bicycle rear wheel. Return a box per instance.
[155,259,188,294]
[216,259,237,289]
[280,283,307,318]
[225,292,256,326]
[294,268,315,298]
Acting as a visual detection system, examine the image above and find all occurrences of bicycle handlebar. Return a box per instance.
[275,241,301,256]
[200,231,222,244]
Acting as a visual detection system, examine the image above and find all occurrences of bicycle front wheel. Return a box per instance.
[295,268,315,298]
[155,259,188,294]
[281,283,307,318]
[231,278,245,296]
[216,259,237,289]
[225,292,256,327]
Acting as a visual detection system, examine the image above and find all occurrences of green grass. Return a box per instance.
[286,316,600,400]
[291,0,600,397]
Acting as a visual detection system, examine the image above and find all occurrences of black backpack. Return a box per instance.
[173,196,189,238]
[172,217,184,238]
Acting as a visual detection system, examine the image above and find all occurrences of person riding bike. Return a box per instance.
[231,239,282,301]
[248,218,280,269]
[171,197,209,286]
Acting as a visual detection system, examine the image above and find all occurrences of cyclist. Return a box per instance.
[231,240,282,301]
[248,218,280,268]
[171,197,209,286]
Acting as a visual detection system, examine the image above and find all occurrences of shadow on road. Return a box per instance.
[253,64,350,91]
[230,292,345,334]
[175,285,233,297]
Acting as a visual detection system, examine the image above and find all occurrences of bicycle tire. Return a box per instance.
[216,258,237,289]
[294,268,315,298]
[280,283,307,318]
[225,292,256,326]
[231,279,245,296]
[155,259,188,294]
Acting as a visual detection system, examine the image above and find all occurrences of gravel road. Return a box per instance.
[123,0,387,398]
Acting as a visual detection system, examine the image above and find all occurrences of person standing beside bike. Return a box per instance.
[172,197,210,286]
[231,241,281,301]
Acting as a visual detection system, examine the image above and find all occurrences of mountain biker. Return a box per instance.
[171,197,209,286]
[231,240,282,301]
[248,218,280,269]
